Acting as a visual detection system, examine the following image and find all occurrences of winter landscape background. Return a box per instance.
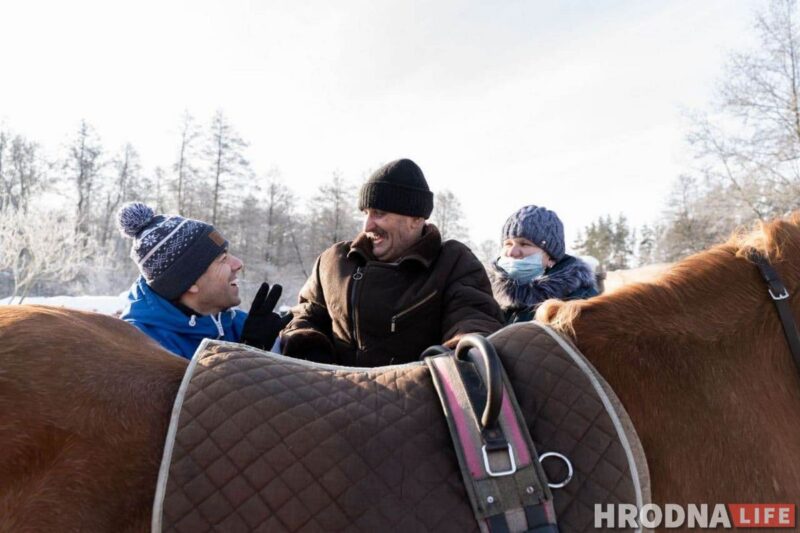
[1,1,799,309]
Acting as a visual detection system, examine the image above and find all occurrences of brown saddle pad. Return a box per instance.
[153,322,649,532]
[491,322,650,532]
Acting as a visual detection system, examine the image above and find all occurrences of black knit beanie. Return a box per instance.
[358,159,434,218]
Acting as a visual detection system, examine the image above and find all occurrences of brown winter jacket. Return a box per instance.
[281,224,504,367]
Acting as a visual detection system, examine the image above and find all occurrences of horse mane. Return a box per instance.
[538,211,800,343]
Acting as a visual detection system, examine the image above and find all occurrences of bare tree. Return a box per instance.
[475,239,498,266]
[8,135,47,213]
[98,143,141,247]
[63,120,103,238]
[152,166,167,213]
[0,207,91,303]
[431,189,469,241]
[261,170,296,266]
[687,0,800,219]
[657,175,733,261]
[204,110,250,225]
[173,110,200,215]
[636,224,663,266]
[0,130,7,209]
[307,172,360,245]
[0,131,47,212]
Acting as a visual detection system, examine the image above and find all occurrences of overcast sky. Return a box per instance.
[0,0,759,247]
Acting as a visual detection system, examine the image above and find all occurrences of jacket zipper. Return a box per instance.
[390,290,437,333]
[350,267,364,350]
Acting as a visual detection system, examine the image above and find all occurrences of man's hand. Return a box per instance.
[282,329,336,364]
[240,283,293,351]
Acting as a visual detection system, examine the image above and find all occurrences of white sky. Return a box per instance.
[0,0,759,248]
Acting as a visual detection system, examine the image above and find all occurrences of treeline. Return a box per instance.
[4,0,800,301]
[0,115,471,304]
[576,0,800,270]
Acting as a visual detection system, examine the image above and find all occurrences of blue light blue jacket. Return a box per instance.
[121,277,247,359]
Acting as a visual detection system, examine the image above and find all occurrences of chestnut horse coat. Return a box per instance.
[538,213,800,505]
[0,307,187,532]
[2,213,800,531]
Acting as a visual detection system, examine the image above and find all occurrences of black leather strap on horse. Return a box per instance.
[425,334,558,533]
[749,250,800,374]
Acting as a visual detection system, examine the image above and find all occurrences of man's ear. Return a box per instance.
[186,284,200,294]
[412,217,425,230]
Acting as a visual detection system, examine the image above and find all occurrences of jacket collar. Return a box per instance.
[172,299,199,316]
[348,223,442,268]
[490,254,597,310]
[125,277,235,335]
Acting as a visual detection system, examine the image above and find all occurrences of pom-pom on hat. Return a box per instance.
[358,158,434,218]
[501,205,565,261]
[117,202,228,300]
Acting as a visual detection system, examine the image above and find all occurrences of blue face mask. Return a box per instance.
[497,253,545,284]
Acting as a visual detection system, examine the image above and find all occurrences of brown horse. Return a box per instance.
[1,213,800,531]
[537,212,800,505]
[0,307,187,532]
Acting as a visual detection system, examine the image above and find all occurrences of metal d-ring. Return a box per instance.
[539,452,574,489]
[482,442,517,477]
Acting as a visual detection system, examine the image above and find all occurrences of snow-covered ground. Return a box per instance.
[0,294,128,315]
[605,263,672,293]
[0,294,292,316]
[0,263,672,315]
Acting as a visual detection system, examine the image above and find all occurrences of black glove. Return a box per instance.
[282,329,336,364]
[240,283,293,351]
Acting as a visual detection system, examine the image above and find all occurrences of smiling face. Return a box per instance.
[501,237,554,266]
[362,208,425,262]
[180,251,243,314]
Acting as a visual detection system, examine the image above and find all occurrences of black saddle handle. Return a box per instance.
[420,345,450,359]
[454,334,504,431]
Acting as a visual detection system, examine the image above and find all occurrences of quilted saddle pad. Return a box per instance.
[490,322,651,532]
[152,322,649,532]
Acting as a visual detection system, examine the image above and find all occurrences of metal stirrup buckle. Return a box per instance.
[539,452,574,489]
[482,443,517,477]
[770,287,790,300]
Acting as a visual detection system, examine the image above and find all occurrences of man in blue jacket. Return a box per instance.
[117,202,287,359]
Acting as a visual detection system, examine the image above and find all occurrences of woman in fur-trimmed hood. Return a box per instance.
[489,205,599,324]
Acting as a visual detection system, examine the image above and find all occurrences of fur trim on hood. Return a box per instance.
[490,254,597,310]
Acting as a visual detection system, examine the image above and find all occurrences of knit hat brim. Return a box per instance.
[147,227,228,300]
[359,181,434,219]
[501,206,566,261]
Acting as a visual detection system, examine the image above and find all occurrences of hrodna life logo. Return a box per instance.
[594,503,796,529]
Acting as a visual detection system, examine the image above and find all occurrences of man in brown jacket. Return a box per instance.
[281,158,504,367]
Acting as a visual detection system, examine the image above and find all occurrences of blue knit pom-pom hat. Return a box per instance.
[501,205,565,261]
[117,202,228,300]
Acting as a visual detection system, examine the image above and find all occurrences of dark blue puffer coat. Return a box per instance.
[489,254,599,324]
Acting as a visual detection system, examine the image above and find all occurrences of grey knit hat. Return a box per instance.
[117,202,228,300]
[501,205,565,261]
[359,158,434,218]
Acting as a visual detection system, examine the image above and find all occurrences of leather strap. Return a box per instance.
[426,344,558,533]
[487,513,511,533]
[749,251,800,374]
[525,503,557,532]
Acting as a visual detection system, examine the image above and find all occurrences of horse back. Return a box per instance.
[0,305,186,533]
